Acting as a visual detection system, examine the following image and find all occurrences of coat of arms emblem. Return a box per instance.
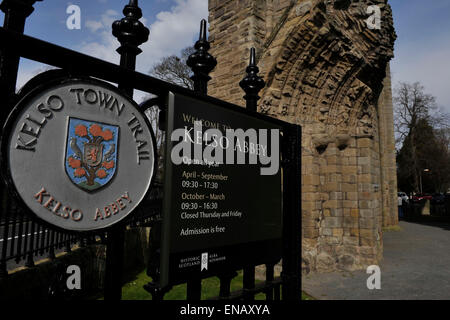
[65,118,119,192]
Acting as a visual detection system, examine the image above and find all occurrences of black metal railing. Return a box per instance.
[0,0,301,301]
[401,199,450,221]
[0,205,94,274]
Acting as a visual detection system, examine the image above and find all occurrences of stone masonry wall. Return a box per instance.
[208,0,396,273]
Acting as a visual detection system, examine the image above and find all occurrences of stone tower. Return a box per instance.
[207,0,397,272]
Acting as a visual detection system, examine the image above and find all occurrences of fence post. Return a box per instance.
[112,0,149,97]
[218,271,237,300]
[0,0,41,113]
[239,47,265,112]
[184,18,216,301]
[281,124,302,301]
[103,0,149,301]
[0,0,41,280]
[240,47,265,300]
[186,19,217,95]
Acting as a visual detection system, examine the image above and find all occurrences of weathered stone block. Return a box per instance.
[322,216,343,228]
[343,236,359,246]
[303,227,319,239]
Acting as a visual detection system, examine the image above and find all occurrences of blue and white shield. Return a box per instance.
[65,117,119,192]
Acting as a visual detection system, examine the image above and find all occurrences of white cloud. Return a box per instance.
[80,9,121,64]
[15,0,208,101]
[138,0,207,72]
[85,20,103,33]
[75,0,207,101]
[16,62,57,92]
[79,0,207,74]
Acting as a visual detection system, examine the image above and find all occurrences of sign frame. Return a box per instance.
[159,91,284,287]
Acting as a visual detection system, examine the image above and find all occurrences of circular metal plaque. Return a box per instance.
[2,77,156,232]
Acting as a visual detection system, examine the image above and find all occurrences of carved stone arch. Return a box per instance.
[258,0,395,151]
[207,0,398,273]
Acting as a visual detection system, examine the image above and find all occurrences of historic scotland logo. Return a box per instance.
[65,118,119,192]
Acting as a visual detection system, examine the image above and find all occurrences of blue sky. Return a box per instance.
[390,0,450,111]
[0,0,208,102]
[0,0,449,109]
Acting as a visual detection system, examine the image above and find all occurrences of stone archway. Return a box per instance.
[208,0,397,272]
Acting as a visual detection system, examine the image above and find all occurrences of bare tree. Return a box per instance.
[140,47,195,182]
[394,82,436,193]
[394,81,450,193]
[394,82,437,146]
[149,47,194,89]
[144,105,165,183]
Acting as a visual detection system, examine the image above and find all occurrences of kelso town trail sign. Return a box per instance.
[1,77,156,231]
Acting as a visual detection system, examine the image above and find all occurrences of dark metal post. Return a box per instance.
[239,47,265,112]
[104,224,125,300]
[281,124,302,301]
[185,18,216,301]
[265,263,275,300]
[240,47,264,300]
[0,0,41,279]
[104,0,149,301]
[242,267,255,301]
[25,220,35,268]
[218,271,237,299]
[0,0,41,113]
[112,0,149,98]
[187,19,217,95]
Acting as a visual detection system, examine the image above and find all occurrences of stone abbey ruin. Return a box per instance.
[207,0,397,272]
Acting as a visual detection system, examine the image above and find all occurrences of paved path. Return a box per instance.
[302,221,450,300]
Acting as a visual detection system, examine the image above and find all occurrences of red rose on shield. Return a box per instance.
[75,124,88,137]
[96,169,107,179]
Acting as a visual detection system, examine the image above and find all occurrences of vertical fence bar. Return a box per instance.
[218,271,237,300]
[281,124,302,301]
[56,231,61,249]
[9,205,17,259]
[103,0,149,301]
[112,0,149,98]
[0,0,41,279]
[14,209,24,263]
[0,6,36,273]
[265,263,275,301]
[64,233,71,253]
[22,217,30,262]
[185,18,217,300]
[0,0,41,113]
[274,283,281,300]
[186,19,217,96]
[48,230,55,260]
[243,267,255,301]
[240,47,265,301]
[0,188,10,277]
[239,47,265,112]
[25,220,35,267]
[39,226,45,255]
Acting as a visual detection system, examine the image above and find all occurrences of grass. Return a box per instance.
[382,225,402,232]
[301,292,315,300]
[98,269,315,300]
[119,270,266,300]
